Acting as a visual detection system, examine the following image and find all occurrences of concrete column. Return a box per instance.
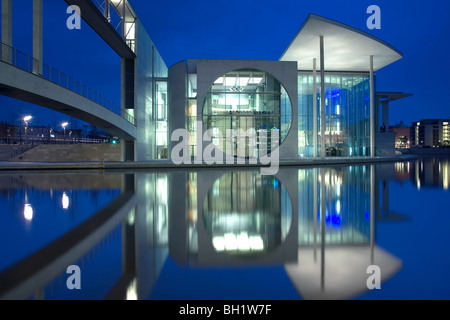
[370,55,375,157]
[33,0,43,75]
[120,138,135,161]
[382,102,389,132]
[320,36,326,158]
[313,58,317,157]
[1,0,13,63]
[168,61,187,161]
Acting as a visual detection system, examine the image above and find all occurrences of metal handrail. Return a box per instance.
[0,42,135,126]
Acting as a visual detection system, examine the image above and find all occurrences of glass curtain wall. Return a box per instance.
[153,49,168,160]
[298,72,371,157]
[202,70,292,158]
[155,81,168,159]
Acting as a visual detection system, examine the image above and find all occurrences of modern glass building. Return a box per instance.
[0,0,409,163]
[166,14,408,163]
[78,3,408,162]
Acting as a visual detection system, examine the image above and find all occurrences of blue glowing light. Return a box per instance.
[272,179,279,189]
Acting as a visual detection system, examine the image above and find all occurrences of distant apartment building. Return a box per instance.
[410,119,450,148]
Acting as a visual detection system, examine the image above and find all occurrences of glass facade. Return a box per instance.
[155,81,168,159]
[298,72,371,158]
[202,70,292,158]
[135,19,168,160]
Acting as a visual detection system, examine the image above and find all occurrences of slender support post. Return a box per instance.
[370,165,375,264]
[313,168,318,261]
[313,58,318,157]
[320,36,326,158]
[370,55,375,157]
[320,168,326,290]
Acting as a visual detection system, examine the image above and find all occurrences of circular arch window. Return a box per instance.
[202,69,292,158]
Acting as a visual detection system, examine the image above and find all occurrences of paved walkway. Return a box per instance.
[0,155,417,171]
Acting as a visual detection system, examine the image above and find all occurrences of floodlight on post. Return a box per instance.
[23,115,32,145]
[62,122,69,144]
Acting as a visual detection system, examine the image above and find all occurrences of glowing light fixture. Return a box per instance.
[62,192,69,210]
[24,204,33,221]
[224,233,238,251]
[213,233,264,252]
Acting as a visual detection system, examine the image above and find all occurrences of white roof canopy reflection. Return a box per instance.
[280,14,402,72]
[284,246,402,300]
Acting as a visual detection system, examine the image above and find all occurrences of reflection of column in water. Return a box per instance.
[370,165,375,265]
[320,168,326,291]
[313,168,318,262]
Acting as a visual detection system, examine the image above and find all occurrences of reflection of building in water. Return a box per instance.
[393,157,450,190]
[133,173,169,299]
[179,167,402,300]
[1,166,409,300]
[408,157,450,190]
[298,167,371,246]
[202,172,291,255]
[176,169,299,267]
[285,166,402,300]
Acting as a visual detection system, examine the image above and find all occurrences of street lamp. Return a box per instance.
[23,115,32,145]
[62,122,69,143]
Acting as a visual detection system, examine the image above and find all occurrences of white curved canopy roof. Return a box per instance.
[280,14,402,72]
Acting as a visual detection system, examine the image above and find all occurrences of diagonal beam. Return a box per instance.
[64,0,136,59]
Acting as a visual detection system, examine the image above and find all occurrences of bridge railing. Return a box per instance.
[0,42,135,126]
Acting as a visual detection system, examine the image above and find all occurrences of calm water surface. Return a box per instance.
[0,156,449,300]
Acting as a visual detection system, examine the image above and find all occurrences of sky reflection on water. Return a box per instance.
[0,156,449,300]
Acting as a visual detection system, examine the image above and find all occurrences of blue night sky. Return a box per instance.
[0,0,449,128]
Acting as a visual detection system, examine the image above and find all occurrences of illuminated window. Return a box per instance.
[202,70,292,158]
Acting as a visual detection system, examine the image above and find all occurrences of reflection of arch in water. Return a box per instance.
[192,169,298,266]
[203,172,291,255]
